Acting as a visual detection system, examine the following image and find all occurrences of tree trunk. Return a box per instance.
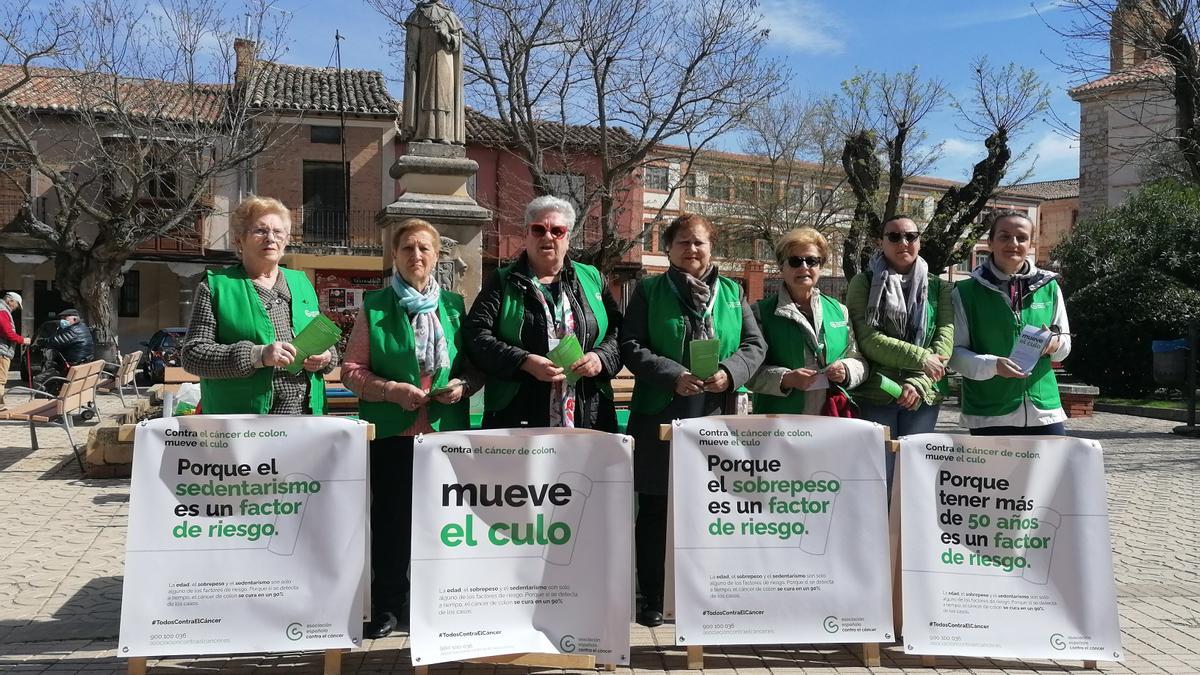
[54,248,126,362]
[840,131,882,279]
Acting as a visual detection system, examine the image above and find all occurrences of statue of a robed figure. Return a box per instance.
[402,0,466,144]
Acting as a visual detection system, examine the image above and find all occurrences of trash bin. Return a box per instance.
[1153,338,1190,386]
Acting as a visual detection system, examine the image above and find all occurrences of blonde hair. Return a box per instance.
[775,227,830,264]
[391,218,441,252]
[232,196,291,241]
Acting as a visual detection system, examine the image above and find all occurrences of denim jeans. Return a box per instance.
[858,401,942,495]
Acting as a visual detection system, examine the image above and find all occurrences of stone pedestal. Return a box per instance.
[380,142,492,304]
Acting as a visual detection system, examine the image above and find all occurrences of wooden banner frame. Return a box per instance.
[118,421,374,675]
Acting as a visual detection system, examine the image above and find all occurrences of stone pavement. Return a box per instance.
[0,392,1197,674]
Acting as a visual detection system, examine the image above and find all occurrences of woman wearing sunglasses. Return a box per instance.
[464,195,623,431]
[620,212,766,627]
[748,227,867,417]
[950,210,1071,436]
[846,215,954,487]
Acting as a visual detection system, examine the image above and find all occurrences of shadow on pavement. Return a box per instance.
[0,576,122,650]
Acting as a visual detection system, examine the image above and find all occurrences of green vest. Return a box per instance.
[957,277,1061,417]
[357,287,469,438]
[629,274,744,415]
[201,265,325,415]
[752,293,851,414]
[857,274,946,406]
[484,261,610,412]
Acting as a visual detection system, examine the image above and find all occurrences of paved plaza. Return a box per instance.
[0,392,1197,674]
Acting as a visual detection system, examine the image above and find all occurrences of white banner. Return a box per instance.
[118,416,368,657]
[900,433,1122,661]
[671,415,894,645]
[410,428,633,666]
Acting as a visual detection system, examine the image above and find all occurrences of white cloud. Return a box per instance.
[941,137,978,159]
[944,1,1067,29]
[759,0,844,55]
[1029,132,1079,176]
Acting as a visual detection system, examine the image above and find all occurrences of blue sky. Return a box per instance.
[274,0,1084,184]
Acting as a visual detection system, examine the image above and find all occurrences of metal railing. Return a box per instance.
[289,208,382,252]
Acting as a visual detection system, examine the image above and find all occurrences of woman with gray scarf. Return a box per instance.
[620,213,766,627]
[342,218,481,639]
[846,216,954,488]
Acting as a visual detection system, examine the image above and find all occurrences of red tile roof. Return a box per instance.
[244,62,396,115]
[0,64,228,123]
[1068,59,1171,97]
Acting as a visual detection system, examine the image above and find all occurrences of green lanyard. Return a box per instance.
[532,279,566,329]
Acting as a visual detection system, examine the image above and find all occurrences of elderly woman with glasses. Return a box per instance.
[620,212,766,627]
[748,227,867,417]
[181,196,335,415]
[845,216,954,490]
[464,195,623,431]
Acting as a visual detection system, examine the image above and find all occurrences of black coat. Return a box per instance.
[619,270,767,495]
[47,321,95,365]
[464,254,623,431]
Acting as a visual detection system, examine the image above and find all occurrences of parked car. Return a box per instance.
[138,327,188,384]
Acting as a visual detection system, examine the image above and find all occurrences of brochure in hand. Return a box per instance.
[285,314,343,375]
[688,338,721,380]
[1008,325,1052,375]
[547,333,586,385]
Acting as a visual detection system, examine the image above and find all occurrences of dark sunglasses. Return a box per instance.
[785,255,824,269]
[529,223,569,239]
[884,231,920,244]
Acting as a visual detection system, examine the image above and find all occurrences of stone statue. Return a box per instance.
[402,0,466,145]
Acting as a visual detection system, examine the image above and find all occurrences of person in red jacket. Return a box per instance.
[1,292,31,405]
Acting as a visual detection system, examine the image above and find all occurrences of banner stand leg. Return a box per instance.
[126,657,147,675]
[322,649,343,675]
[1084,660,1098,669]
[686,645,704,669]
[920,655,937,666]
[858,643,881,667]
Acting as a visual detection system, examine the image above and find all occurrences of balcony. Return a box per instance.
[288,208,383,254]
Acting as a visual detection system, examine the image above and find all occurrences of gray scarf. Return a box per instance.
[668,264,717,340]
[865,251,929,347]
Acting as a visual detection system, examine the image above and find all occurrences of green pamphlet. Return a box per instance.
[689,338,721,379]
[547,334,586,385]
[286,314,343,374]
[878,373,904,399]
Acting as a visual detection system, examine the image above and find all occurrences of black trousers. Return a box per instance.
[369,435,414,614]
[635,492,669,608]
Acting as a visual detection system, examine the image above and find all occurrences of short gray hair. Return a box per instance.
[524,195,576,228]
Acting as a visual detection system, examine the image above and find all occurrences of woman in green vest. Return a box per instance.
[846,216,954,489]
[341,218,480,639]
[181,196,334,415]
[620,213,766,627]
[748,226,868,414]
[464,195,623,431]
[950,210,1072,435]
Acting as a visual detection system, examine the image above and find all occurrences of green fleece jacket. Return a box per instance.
[845,271,954,407]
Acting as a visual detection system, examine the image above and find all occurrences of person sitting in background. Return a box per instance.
[47,309,94,365]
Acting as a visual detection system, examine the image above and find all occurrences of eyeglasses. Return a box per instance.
[529,223,569,239]
[785,256,824,269]
[884,231,920,244]
[249,227,289,241]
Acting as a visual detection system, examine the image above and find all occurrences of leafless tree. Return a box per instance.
[0,0,289,355]
[700,96,854,258]
[1054,0,1200,184]
[369,0,784,271]
[837,60,1049,277]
